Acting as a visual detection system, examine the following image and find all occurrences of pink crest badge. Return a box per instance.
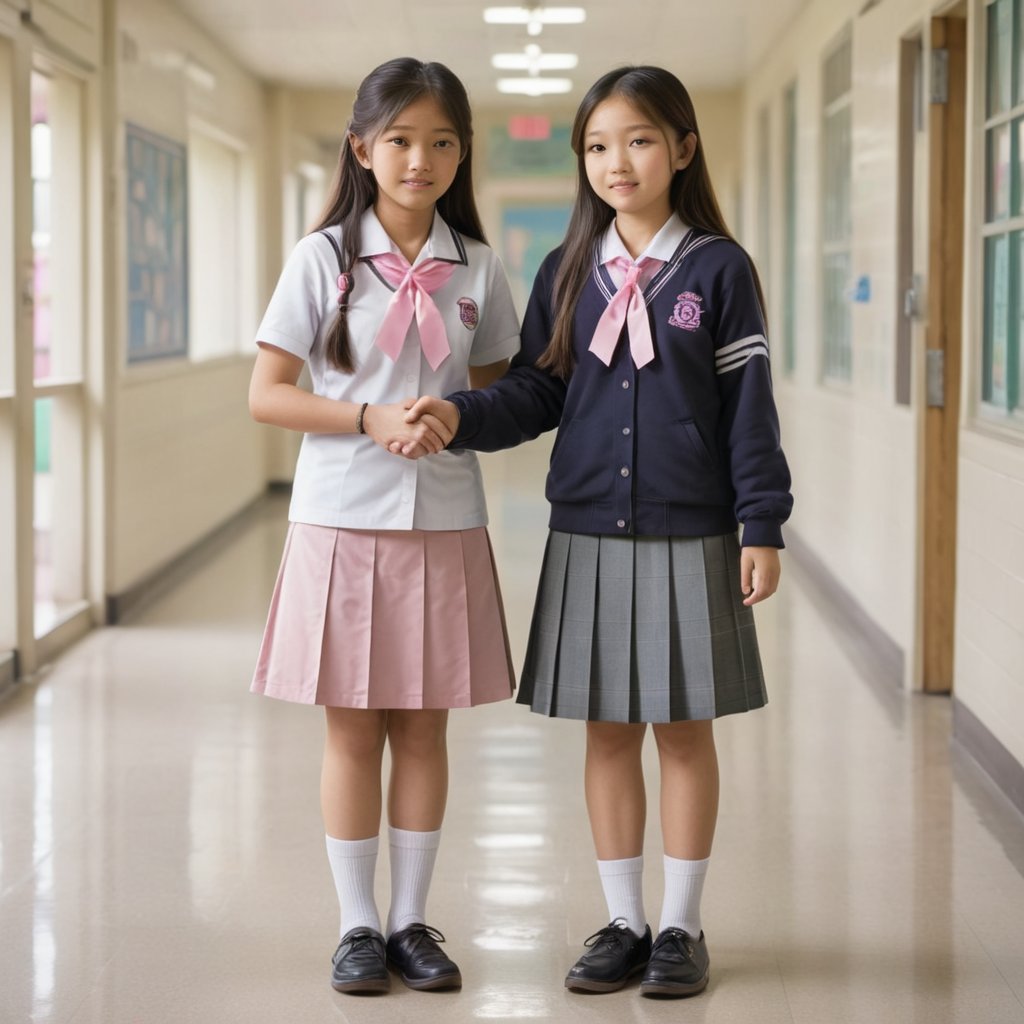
[668,292,704,332]
[457,297,479,330]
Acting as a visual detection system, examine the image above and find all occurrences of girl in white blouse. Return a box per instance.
[247,57,520,996]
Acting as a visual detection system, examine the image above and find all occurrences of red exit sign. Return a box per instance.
[507,115,551,140]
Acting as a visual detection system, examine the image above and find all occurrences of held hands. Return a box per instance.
[362,400,450,458]
[740,546,781,606]
[383,396,460,459]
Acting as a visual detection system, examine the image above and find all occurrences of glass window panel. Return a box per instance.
[33,396,54,633]
[823,251,851,380]
[987,122,1012,221]
[34,392,84,636]
[758,105,771,280]
[1016,230,1024,412]
[985,234,1010,407]
[1017,0,1024,105]
[1016,118,1024,216]
[31,73,52,382]
[33,72,82,383]
[783,82,798,375]
[821,31,852,384]
[989,0,1013,118]
[823,104,852,244]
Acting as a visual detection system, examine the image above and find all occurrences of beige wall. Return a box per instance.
[740,0,936,689]
[741,0,1024,770]
[109,0,269,593]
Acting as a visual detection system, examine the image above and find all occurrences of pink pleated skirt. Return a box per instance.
[251,523,515,709]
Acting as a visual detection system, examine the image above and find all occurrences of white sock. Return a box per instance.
[660,855,709,937]
[385,826,441,937]
[325,834,381,937]
[597,856,646,937]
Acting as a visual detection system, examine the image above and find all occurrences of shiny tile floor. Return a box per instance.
[3,438,1024,1024]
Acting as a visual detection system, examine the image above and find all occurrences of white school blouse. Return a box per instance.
[255,208,521,531]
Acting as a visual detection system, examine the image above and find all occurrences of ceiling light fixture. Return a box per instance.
[497,77,573,96]
[484,6,586,36]
[491,44,578,72]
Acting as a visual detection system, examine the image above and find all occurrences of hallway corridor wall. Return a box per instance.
[106,0,271,605]
[739,0,1024,803]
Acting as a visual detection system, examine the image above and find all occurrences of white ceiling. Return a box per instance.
[169,0,812,103]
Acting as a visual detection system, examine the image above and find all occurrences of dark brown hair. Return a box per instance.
[312,58,486,372]
[539,65,766,379]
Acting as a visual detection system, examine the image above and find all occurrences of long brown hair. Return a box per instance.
[312,57,487,372]
[540,65,766,379]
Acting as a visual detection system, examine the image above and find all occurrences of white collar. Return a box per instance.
[358,206,466,265]
[599,214,691,265]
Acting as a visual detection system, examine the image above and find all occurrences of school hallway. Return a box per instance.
[1,436,1022,1024]
[5,0,1024,1021]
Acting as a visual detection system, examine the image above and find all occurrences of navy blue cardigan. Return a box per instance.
[447,230,793,547]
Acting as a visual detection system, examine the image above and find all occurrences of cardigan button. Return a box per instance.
[621,380,630,389]
[620,467,630,477]
[622,427,630,435]
[617,519,626,528]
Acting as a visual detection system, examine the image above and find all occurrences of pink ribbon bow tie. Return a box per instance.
[369,253,455,370]
[588,256,657,368]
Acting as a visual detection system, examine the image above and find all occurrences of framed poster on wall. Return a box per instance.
[501,203,572,314]
[125,123,188,363]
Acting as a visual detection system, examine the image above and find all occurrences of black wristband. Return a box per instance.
[356,402,369,434]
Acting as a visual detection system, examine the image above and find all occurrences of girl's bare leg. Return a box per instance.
[386,709,449,830]
[321,707,389,946]
[322,707,388,838]
[584,720,648,858]
[651,719,718,859]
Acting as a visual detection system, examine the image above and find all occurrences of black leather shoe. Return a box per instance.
[330,927,390,994]
[386,923,462,990]
[564,920,652,993]
[639,928,710,997]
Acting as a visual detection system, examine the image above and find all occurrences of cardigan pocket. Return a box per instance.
[681,419,715,470]
[636,418,720,503]
[546,417,611,504]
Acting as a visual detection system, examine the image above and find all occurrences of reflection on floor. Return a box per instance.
[2,438,1024,1024]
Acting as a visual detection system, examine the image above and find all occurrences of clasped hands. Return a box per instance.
[362,396,781,608]
[360,396,459,459]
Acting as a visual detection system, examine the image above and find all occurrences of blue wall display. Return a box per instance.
[125,124,188,363]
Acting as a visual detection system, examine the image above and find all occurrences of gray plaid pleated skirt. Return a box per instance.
[517,530,767,723]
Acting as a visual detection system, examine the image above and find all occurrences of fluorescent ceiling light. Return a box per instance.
[497,77,573,96]
[484,6,586,35]
[492,45,578,71]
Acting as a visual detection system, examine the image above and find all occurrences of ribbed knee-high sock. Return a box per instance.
[385,826,441,937]
[325,834,381,937]
[659,855,709,937]
[597,856,646,937]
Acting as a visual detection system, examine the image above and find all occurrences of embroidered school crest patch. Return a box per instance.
[457,297,479,330]
[669,292,704,332]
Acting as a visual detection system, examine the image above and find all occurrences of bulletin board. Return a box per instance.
[125,123,189,363]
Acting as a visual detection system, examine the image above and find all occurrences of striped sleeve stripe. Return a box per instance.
[715,334,770,374]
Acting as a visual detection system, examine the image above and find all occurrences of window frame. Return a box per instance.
[980,0,1024,428]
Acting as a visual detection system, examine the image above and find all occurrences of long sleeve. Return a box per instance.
[713,262,793,547]
[448,249,567,452]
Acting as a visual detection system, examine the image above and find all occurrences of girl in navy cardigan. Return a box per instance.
[403,65,792,999]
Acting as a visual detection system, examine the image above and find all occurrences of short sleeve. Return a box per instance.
[254,234,332,361]
[468,252,521,366]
